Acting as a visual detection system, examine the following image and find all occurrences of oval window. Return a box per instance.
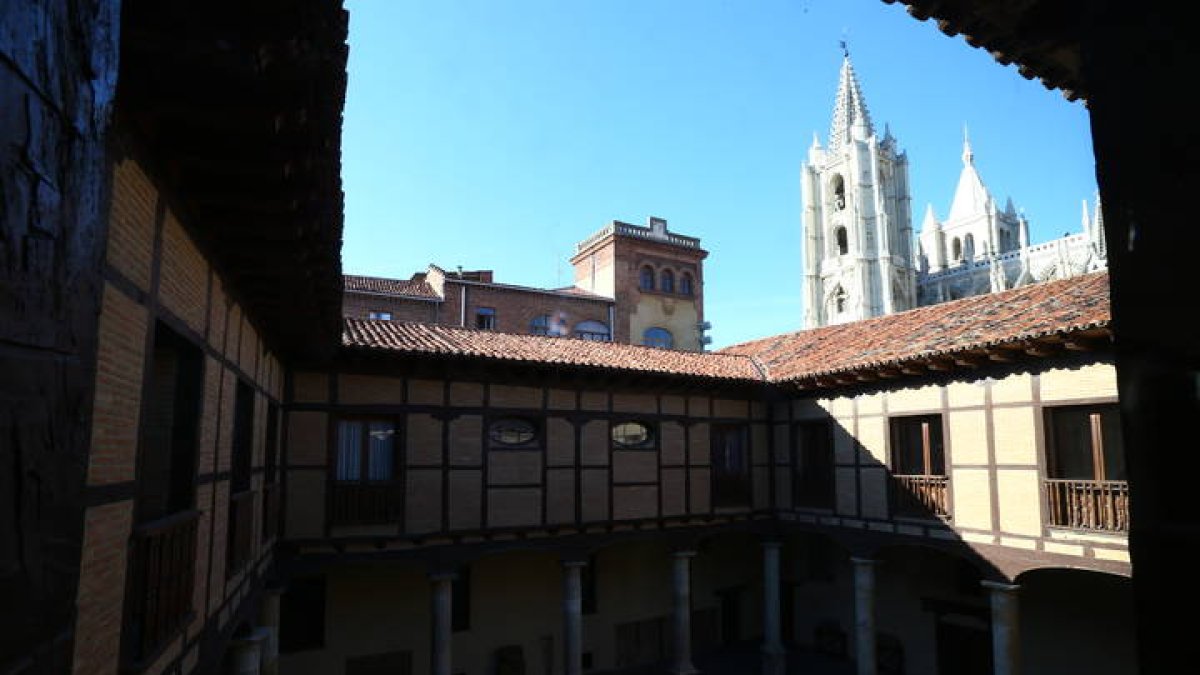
[612,421,653,447]
[489,418,537,446]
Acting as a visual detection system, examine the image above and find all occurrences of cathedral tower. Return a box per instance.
[802,51,917,328]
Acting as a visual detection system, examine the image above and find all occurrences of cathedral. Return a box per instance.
[802,52,1108,328]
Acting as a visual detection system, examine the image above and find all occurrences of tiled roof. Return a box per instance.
[342,271,1111,385]
[344,274,440,299]
[720,271,1111,383]
[342,320,762,381]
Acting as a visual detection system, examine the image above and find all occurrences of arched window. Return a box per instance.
[832,175,846,211]
[833,286,847,314]
[835,227,849,256]
[963,233,975,260]
[642,327,673,349]
[639,265,655,291]
[573,320,610,342]
[660,269,675,293]
[952,237,963,262]
[680,273,694,296]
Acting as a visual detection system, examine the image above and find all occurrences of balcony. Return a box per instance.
[330,482,404,525]
[891,474,950,518]
[1045,479,1129,532]
[124,510,200,667]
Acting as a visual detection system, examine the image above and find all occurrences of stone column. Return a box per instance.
[430,572,455,675]
[562,560,586,675]
[761,541,786,675]
[982,581,1021,675]
[851,557,878,675]
[669,550,698,675]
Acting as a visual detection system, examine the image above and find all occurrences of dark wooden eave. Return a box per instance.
[117,0,348,360]
[882,0,1088,101]
[785,326,1113,393]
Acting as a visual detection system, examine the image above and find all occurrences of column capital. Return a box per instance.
[981,580,1020,593]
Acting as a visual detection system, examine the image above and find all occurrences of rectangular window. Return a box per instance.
[475,307,496,330]
[335,419,396,482]
[136,322,204,522]
[888,415,948,517]
[368,310,393,320]
[711,424,751,508]
[889,415,945,476]
[794,420,835,509]
[1044,404,1128,531]
[280,576,326,652]
[331,418,401,525]
[1045,404,1125,481]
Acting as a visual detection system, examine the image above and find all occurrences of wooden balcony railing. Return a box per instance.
[262,482,281,542]
[330,482,404,525]
[891,474,950,518]
[125,509,200,665]
[1045,479,1129,532]
[227,489,255,576]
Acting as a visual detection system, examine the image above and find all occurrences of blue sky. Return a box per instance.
[339,0,1097,349]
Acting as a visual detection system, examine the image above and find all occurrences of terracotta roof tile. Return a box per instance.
[344,274,440,299]
[342,272,1111,385]
[720,271,1111,383]
[343,320,762,381]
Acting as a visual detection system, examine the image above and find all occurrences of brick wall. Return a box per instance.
[75,156,284,675]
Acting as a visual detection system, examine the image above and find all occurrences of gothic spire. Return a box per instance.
[828,49,873,150]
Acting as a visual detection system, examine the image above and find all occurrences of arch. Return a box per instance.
[963,233,975,259]
[573,320,610,341]
[639,265,655,291]
[831,174,846,210]
[660,268,674,293]
[834,226,849,256]
[951,236,963,262]
[642,327,673,349]
[680,272,694,296]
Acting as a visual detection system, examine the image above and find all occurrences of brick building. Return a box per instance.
[344,216,710,351]
[1,2,1195,675]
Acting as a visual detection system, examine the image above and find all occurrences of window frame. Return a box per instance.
[793,419,835,510]
[639,265,656,291]
[475,307,496,330]
[574,320,611,341]
[368,310,393,321]
[611,420,655,449]
[660,268,675,293]
[1044,403,1124,482]
[642,326,673,349]
[888,414,946,477]
[487,416,540,448]
[333,417,400,484]
[711,423,752,509]
[680,272,694,296]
